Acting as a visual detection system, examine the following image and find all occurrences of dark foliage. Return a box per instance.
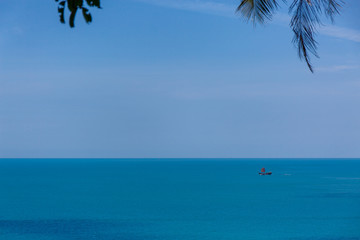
[55,0,101,28]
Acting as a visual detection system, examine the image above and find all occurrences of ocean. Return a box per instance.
[0,159,359,240]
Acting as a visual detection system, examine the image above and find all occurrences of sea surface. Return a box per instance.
[0,159,359,240]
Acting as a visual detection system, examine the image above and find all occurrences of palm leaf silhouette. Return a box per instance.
[237,0,279,24]
[237,0,343,72]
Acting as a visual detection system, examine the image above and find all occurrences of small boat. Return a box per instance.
[259,167,272,175]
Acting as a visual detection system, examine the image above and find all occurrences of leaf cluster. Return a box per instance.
[55,0,101,28]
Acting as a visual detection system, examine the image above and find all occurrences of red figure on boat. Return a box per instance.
[259,168,272,175]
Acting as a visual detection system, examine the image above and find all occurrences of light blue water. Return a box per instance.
[0,159,359,240]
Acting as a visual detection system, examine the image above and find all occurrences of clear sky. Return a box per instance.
[0,0,359,158]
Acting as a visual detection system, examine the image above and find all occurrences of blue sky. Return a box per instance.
[0,0,359,158]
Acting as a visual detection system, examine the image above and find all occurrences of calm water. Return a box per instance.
[0,159,359,240]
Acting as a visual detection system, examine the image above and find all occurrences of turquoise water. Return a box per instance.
[0,159,359,240]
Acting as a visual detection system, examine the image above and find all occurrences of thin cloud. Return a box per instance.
[319,25,360,43]
[132,0,360,43]
[133,0,234,17]
[317,65,360,72]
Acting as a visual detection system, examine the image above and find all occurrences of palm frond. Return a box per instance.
[236,0,279,24]
[289,0,343,72]
[320,0,343,22]
[289,0,320,72]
